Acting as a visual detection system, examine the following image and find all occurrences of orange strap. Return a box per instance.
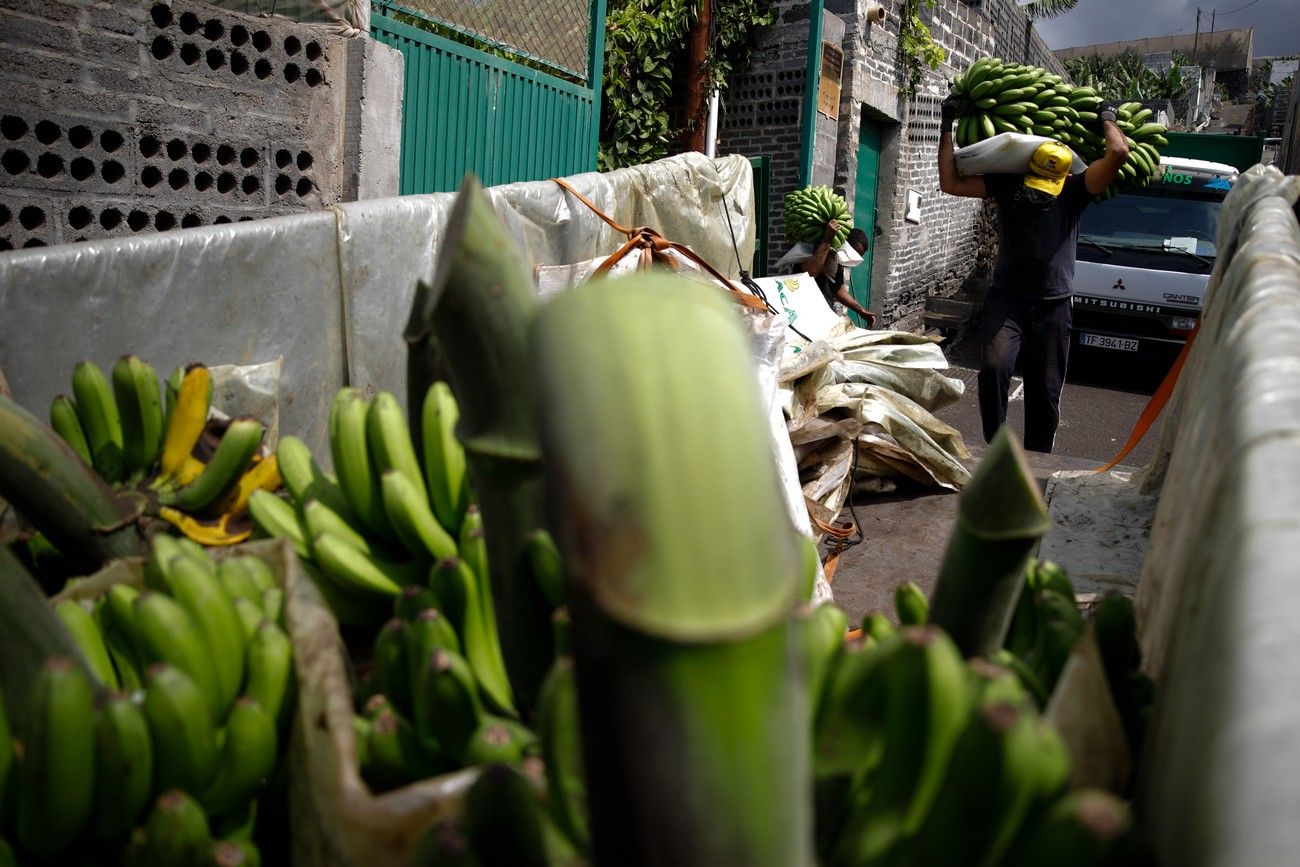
[1094,320,1200,473]
[550,177,769,313]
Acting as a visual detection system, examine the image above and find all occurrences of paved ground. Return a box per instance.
[824,330,1180,623]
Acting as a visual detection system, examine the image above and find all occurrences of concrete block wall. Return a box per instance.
[0,0,401,251]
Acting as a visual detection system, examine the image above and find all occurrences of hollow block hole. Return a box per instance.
[37,153,64,178]
[69,206,93,229]
[283,63,300,83]
[240,147,258,168]
[217,171,236,193]
[192,142,211,163]
[34,120,60,145]
[231,25,249,46]
[100,208,123,229]
[241,174,260,195]
[140,135,161,157]
[155,211,176,230]
[167,138,187,161]
[101,160,125,183]
[296,151,313,171]
[206,48,225,70]
[180,43,200,65]
[1,116,27,140]
[141,165,163,187]
[100,130,124,152]
[168,168,188,189]
[275,173,291,195]
[151,3,172,28]
[151,35,174,60]
[194,170,213,191]
[68,125,93,149]
[127,209,150,231]
[19,206,45,230]
[306,68,323,87]
[252,30,271,51]
[204,19,223,41]
[71,157,95,180]
[284,35,301,56]
[179,11,199,34]
[255,59,272,80]
[2,149,30,174]
[275,149,291,169]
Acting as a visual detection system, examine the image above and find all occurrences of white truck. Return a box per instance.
[1071,156,1238,358]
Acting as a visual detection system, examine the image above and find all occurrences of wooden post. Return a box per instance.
[683,0,712,152]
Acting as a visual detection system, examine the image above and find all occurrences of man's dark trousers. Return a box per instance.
[978,286,1072,453]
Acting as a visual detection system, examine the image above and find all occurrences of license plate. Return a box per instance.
[1079,333,1139,351]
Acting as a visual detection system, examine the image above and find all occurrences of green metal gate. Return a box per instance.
[371,1,605,195]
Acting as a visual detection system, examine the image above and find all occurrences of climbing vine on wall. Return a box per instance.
[898,0,946,98]
[599,0,775,171]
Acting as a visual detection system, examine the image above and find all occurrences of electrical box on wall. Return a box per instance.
[905,189,922,223]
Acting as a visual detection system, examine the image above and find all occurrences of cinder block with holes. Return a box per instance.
[0,0,351,248]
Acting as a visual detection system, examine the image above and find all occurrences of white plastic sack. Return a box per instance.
[772,241,864,274]
[752,273,853,346]
[955,132,1087,178]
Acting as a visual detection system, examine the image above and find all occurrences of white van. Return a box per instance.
[1071,156,1238,358]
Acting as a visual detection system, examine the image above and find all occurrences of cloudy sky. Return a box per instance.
[1035,0,1299,58]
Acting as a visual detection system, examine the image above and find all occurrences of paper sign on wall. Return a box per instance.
[818,43,843,119]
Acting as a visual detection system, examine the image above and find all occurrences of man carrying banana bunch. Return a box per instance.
[803,219,877,328]
[936,92,1129,453]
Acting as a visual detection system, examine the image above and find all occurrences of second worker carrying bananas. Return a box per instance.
[937,91,1130,455]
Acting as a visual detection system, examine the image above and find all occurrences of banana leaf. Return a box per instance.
[532,274,811,866]
[404,176,553,712]
[928,427,1051,657]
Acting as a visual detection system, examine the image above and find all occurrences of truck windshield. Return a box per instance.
[1080,190,1223,258]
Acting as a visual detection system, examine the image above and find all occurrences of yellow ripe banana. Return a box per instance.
[164,417,264,514]
[54,598,119,689]
[112,355,164,480]
[201,696,278,816]
[16,658,95,859]
[134,591,223,721]
[381,469,457,561]
[72,360,127,484]
[422,381,469,536]
[217,453,282,516]
[90,691,154,841]
[247,490,310,559]
[367,391,427,503]
[158,506,253,547]
[49,394,93,467]
[158,364,212,484]
[330,388,393,541]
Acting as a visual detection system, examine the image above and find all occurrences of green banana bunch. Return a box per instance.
[1003,787,1132,866]
[90,691,155,841]
[949,56,1169,200]
[826,627,973,866]
[783,185,853,247]
[15,657,95,859]
[894,581,929,626]
[140,789,212,865]
[537,656,589,854]
[7,359,284,570]
[200,696,278,816]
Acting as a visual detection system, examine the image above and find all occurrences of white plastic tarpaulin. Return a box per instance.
[0,152,755,458]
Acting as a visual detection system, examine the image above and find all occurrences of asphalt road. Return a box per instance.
[935,331,1179,467]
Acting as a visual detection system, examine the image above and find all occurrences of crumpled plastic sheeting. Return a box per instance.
[335,152,755,410]
[209,359,285,450]
[0,212,345,455]
[817,382,972,491]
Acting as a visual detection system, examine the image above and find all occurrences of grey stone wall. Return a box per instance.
[0,0,401,251]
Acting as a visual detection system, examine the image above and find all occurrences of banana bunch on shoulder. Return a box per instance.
[804,609,1133,866]
[783,185,853,248]
[950,56,1169,201]
[2,539,290,864]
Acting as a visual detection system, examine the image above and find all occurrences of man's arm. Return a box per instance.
[1084,102,1131,195]
[803,220,838,278]
[938,94,986,198]
[834,283,876,327]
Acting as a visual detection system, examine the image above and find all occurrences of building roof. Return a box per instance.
[1055,28,1253,71]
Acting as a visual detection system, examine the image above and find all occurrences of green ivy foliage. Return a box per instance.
[598,0,775,171]
[898,0,946,98]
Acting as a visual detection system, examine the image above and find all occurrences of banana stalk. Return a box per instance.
[0,395,144,570]
[927,427,1051,657]
[532,275,811,866]
[404,175,551,710]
